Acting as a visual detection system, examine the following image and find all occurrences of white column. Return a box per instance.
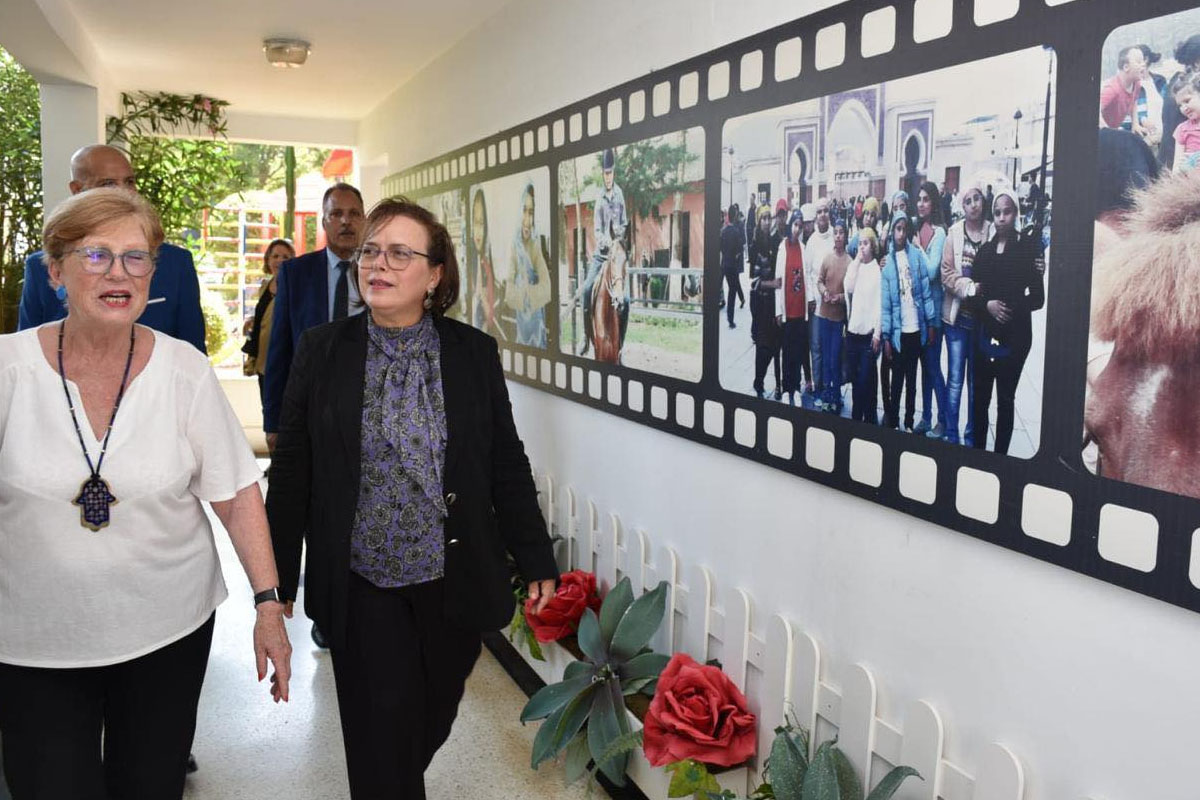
[38,82,103,211]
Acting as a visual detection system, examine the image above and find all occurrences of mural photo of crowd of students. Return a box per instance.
[426,169,553,349]
[556,128,705,381]
[717,47,1055,459]
[1086,7,1200,500]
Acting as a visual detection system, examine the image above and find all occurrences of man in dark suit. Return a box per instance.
[262,182,365,650]
[262,183,366,444]
[18,145,206,353]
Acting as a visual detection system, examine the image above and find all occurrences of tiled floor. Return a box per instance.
[183,496,592,800]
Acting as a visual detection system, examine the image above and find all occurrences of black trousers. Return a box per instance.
[723,273,744,325]
[845,332,878,423]
[887,332,921,429]
[780,318,812,393]
[973,346,1030,454]
[331,573,483,800]
[0,614,214,800]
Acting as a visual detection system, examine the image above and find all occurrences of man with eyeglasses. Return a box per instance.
[261,183,365,651]
[18,145,206,354]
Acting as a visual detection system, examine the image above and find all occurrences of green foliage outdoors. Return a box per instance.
[670,721,921,800]
[0,47,43,333]
[521,577,670,788]
[625,314,701,355]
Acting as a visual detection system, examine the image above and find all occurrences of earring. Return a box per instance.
[423,286,435,310]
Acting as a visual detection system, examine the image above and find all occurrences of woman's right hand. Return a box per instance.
[254,603,293,703]
[987,300,1012,324]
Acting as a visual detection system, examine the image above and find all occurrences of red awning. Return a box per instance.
[322,148,354,179]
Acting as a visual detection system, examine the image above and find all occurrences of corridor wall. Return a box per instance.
[357,2,1200,798]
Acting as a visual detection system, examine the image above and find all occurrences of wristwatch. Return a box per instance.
[253,587,283,607]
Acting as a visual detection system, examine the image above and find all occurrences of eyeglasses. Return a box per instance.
[70,247,155,277]
[356,244,433,270]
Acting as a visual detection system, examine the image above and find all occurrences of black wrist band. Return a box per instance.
[253,587,282,606]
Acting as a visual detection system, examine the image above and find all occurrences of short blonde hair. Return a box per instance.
[41,188,164,266]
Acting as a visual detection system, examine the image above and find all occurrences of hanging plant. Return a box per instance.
[105,91,230,144]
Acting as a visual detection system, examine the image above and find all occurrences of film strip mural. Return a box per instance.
[383,0,1200,614]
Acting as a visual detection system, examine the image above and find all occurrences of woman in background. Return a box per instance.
[506,181,552,347]
[914,182,948,438]
[971,189,1045,454]
[468,188,503,340]
[243,238,295,416]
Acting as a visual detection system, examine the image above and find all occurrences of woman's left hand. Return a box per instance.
[527,579,557,615]
[254,603,293,703]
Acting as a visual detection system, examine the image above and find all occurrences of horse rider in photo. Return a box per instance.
[578,147,629,356]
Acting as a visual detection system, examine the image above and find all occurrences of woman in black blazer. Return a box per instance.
[266,197,558,800]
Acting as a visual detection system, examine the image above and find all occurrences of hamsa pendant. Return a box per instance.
[74,474,118,532]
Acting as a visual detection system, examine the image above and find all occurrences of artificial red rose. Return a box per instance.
[523,569,602,643]
[642,652,757,767]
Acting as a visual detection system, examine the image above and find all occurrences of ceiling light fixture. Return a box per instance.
[263,38,311,69]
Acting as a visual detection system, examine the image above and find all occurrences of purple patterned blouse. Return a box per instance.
[349,313,448,588]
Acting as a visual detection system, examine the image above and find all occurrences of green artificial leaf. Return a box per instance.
[598,577,635,646]
[640,677,659,696]
[863,766,921,800]
[564,731,591,786]
[588,677,632,784]
[665,759,722,797]
[548,686,598,764]
[564,659,592,681]
[802,740,840,800]
[832,747,864,800]
[525,627,545,661]
[577,608,608,663]
[520,672,594,722]
[620,651,671,682]
[531,703,568,769]
[622,676,656,695]
[767,725,809,800]
[609,581,668,661]
[752,782,776,798]
[589,727,644,787]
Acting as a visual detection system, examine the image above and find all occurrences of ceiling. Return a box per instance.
[5,0,512,121]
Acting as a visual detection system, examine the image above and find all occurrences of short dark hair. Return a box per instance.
[362,196,460,315]
[1176,34,1200,69]
[1097,128,1159,215]
[1117,45,1140,71]
[322,182,363,212]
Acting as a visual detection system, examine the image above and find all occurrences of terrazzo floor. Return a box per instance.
[184,493,593,800]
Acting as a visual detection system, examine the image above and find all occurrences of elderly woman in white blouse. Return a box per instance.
[0,188,291,799]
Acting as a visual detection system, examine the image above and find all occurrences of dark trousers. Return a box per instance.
[845,332,878,423]
[331,574,483,800]
[973,347,1030,454]
[818,316,845,408]
[780,317,811,393]
[724,273,744,325]
[0,615,214,800]
[887,332,921,429]
[754,345,781,395]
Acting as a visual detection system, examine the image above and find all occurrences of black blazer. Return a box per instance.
[266,313,557,648]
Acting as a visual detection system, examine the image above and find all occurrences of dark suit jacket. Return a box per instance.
[262,249,335,433]
[18,243,207,353]
[265,313,557,647]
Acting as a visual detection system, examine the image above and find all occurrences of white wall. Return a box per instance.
[358,3,1200,798]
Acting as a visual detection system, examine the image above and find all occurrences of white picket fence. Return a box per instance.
[511,468,1085,800]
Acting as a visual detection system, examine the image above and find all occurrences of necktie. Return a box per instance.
[333,261,350,321]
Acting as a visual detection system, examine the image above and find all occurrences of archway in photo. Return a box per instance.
[826,100,876,200]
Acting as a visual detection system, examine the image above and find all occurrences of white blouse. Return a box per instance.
[0,327,261,668]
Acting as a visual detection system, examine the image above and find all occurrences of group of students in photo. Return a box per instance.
[721,176,1046,454]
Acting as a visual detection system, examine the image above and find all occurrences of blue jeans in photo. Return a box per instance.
[808,304,823,392]
[943,323,975,445]
[919,327,947,433]
[818,316,845,409]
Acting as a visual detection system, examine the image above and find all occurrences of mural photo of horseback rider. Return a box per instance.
[558,128,705,380]
[1086,7,1200,500]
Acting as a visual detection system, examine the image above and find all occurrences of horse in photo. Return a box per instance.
[591,240,629,364]
[1086,169,1200,499]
